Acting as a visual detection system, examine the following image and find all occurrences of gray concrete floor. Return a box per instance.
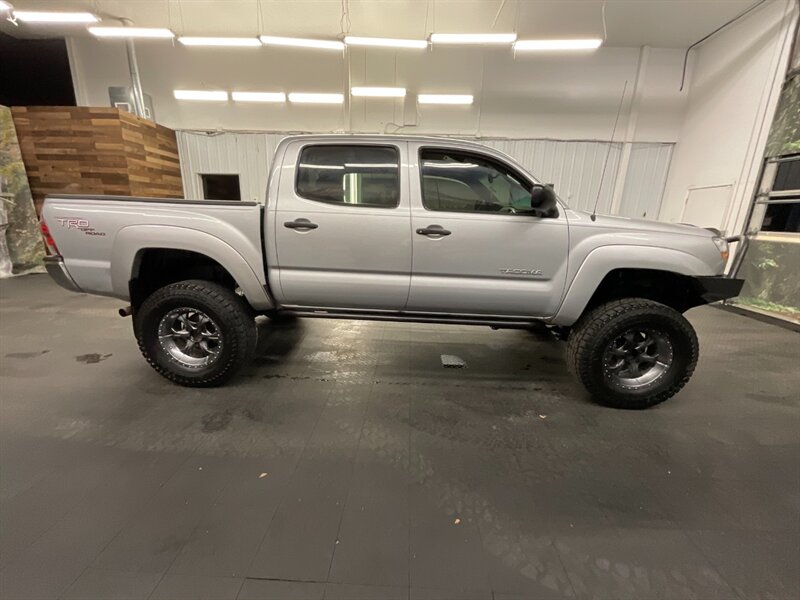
[1,273,799,600]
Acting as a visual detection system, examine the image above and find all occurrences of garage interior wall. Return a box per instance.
[67,41,687,142]
[660,0,798,234]
[64,1,797,228]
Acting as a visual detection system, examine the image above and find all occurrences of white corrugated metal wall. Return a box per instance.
[482,139,623,215]
[176,131,672,219]
[176,132,286,202]
[618,143,674,220]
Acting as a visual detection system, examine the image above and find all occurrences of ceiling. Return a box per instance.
[0,0,763,48]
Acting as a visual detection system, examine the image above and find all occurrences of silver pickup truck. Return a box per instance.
[41,134,743,409]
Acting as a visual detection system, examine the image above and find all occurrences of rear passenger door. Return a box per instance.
[272,141,412,310]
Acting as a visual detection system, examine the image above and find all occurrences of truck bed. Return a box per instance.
[42,194,272,309]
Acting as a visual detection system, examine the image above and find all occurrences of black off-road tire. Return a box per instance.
[566,298,698,409]
[133,280,257,387]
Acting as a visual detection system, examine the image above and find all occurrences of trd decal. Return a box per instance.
[56,217,106,237]
[57,218,89,229]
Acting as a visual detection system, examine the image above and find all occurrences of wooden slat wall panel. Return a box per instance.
[119,110,183,198]
[11,106,183,212]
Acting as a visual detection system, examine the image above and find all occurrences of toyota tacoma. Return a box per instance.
[41,135,743,409]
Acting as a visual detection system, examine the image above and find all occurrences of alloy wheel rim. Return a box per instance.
[157,307,222,369]
[603,328,673,389]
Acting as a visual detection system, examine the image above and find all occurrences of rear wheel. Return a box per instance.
[566,298,698,409]
[134,280,256,387]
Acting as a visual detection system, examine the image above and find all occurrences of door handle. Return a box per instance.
[284,218,318,230]
[416,225,451,237]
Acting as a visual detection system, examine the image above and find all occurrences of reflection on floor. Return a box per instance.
[1,274,798,600]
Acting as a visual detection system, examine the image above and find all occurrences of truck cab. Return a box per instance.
[266,136,567,319]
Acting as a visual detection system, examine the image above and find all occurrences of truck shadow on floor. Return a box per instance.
[251,316,306,368]
[243,316,588,408]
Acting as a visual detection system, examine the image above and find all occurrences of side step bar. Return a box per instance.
[284,309,542,330]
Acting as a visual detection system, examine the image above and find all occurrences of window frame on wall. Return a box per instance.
[199,173,241,201]
[294,144,401,209]
[731,153,800,324]
[747,155,800,234]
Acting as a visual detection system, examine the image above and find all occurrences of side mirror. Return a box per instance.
[530,184,558,218]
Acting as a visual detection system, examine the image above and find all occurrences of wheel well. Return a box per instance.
[129,249,238,309]
[583,268,706,316]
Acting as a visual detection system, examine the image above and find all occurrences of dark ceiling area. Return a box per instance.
[0,32,76,107]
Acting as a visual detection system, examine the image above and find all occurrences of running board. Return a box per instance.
[284,309,542,329]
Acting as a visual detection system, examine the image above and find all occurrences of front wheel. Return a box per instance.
[566,298,698,409]
[134,280,257,387]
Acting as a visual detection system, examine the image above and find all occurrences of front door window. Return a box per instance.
[420,149,533,214]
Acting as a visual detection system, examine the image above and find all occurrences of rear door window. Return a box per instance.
[296,145,400,208]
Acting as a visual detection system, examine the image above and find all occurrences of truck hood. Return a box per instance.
[567,210,714,238]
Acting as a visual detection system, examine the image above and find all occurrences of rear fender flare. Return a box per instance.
[111,225,273,310]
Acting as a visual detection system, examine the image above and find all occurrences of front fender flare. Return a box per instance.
[111,225,273,310]
[550,245,715,326]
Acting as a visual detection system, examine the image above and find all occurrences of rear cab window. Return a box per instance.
[296,145,400,208]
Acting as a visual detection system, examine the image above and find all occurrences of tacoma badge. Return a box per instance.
[499,268,543,276]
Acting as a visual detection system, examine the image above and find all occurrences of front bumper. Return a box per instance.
[693,275,744,303]
[44,256,81,293]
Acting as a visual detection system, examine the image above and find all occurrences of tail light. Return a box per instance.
[40,220,60,256]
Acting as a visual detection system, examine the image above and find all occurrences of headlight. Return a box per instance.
[712,236,729,262]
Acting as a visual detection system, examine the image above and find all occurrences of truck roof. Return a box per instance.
[278,133,494,147]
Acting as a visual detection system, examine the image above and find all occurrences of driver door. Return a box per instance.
[406,144,569,317]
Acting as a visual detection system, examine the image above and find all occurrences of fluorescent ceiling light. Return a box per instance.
[14,11,98,23]
[430,33,516,45]
[0,2,13,12]
[514,38,602,51]
[424,162,479,168]
[300,163,395,169]
[288,93,344,104]
[344,36,427,49]
[418,94,474,105]
[260,35,344,50]
[351,87,406,98]
[232,91,286,102]
[178,37,261,47]
[299,164,344,170]
[89,27,175,38]
[344,163,397,168]
[174,90,228,101]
